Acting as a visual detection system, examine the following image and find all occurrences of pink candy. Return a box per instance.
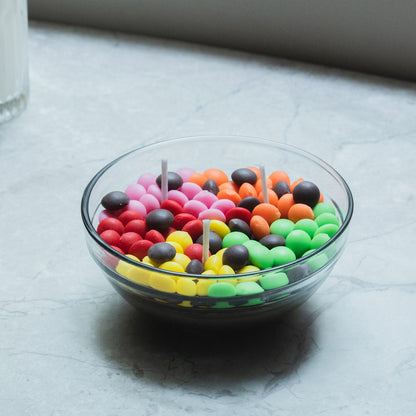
[137,173,157,190]
[180,182,202,200]
[126,200,147,217]
[167,190,189,207]
[139,194,160,212]
[147,184,162,202]
[198,208,226,222]
[183,200,207,217]
[210,199,235,214]
[193,190,218,208]
[176,167,196,182]
[125,183,146,201]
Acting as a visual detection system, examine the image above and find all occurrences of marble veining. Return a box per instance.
[0,21,415,416]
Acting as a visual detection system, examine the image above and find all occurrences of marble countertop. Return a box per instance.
[1,21,415,416]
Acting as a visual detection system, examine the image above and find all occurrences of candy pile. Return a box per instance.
[96,167,340,299]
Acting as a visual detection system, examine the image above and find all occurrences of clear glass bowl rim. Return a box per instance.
[81,135,354,281]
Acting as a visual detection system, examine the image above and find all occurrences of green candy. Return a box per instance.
[270,246,296,266]
[207,282,236,297]
[285,229,312,258]
[259,272,289,289]
[241,298,265,306]
[212,301,234,308]
[294,219,318,238]
[311,233,330,249]
[246,244,274,269]
[222,231,250,248]
[315,213,339,227]
[313,202,336,217]
[314,223,339,238]
[270,219,295,238]
[302,251,329,272]
[236,281,264,295]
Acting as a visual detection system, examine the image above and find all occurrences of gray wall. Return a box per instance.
[28,0,416,81]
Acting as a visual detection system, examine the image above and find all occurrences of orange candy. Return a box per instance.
[217,189,242,205]
[203,169,229,185]
[254,178,272,194]
[319,192,324,203]
[219,181,239,193]
[277,193,294,218]
[288,203,314,223]
[258,189,279,207]
[252,203,281,225]
[269,170,290,186]
[188,172,208,187]
[290,178,304,192]
[238,182,257,199]
[250,215,270,240]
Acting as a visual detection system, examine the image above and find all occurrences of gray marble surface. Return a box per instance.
[1,21,415,416]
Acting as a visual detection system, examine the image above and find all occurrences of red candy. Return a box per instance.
[97,217,124,235]
[129,239,154,260]
[118,232,142,253]
[163,226,177,238]
[100,229,121,246]
[225,207,252,225]
[160,200,183,216]
[184,243,209,262]
[182,219,204,241]
[172,213,196,230]
[145,229,165,244]
[118,210,144,225]
[124,219,147,237]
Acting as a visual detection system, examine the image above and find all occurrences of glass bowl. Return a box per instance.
[81,136,353,327]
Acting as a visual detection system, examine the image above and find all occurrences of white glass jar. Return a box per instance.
[0,0,29,123]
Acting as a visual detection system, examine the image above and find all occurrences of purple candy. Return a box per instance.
[137,172,157,190]
[180,182,202,200]
[148,184,162,202]
[167,190,189,207]
[183,200,207,218]
[210,199,236,214]
[176,167,196,182]
[126,200,147,217]
[139,193,160,213]
[125,183,146,201]
[193,190,218,208]
[198,208,226,222]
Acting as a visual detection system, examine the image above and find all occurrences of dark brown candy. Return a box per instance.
[156,171,183,191]
[185,259,204,274]
[272,180,291,198]
[231,168,258,186]
[147,242,176,263]
[196,231,222,254]
[293,181,320,208]
[202,179,219,195]
[238,196,261,212]
[145,209,174,232]
[228,218,251,236]
[222,244,249,270]
[101,191,130,211]
[259,234,286,249]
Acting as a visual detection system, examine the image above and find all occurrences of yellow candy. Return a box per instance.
[209,220,231,239]
[173,253,191,270]
[142,256,159,267]
[215,248,226,261]
[217,278,238,286]
[159,261,185,273]
[196,278,217,295]
[166,231,193,250]
[149,273,177,293]
[115,254,139,277]
[202,269,217,275]
[204,254,223,273]
[177,278,197,296]
[166,241,184,254]
[237,265,261,274]
[179,300,192,307]
[218,265,235,275]
[127,267,151,286]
